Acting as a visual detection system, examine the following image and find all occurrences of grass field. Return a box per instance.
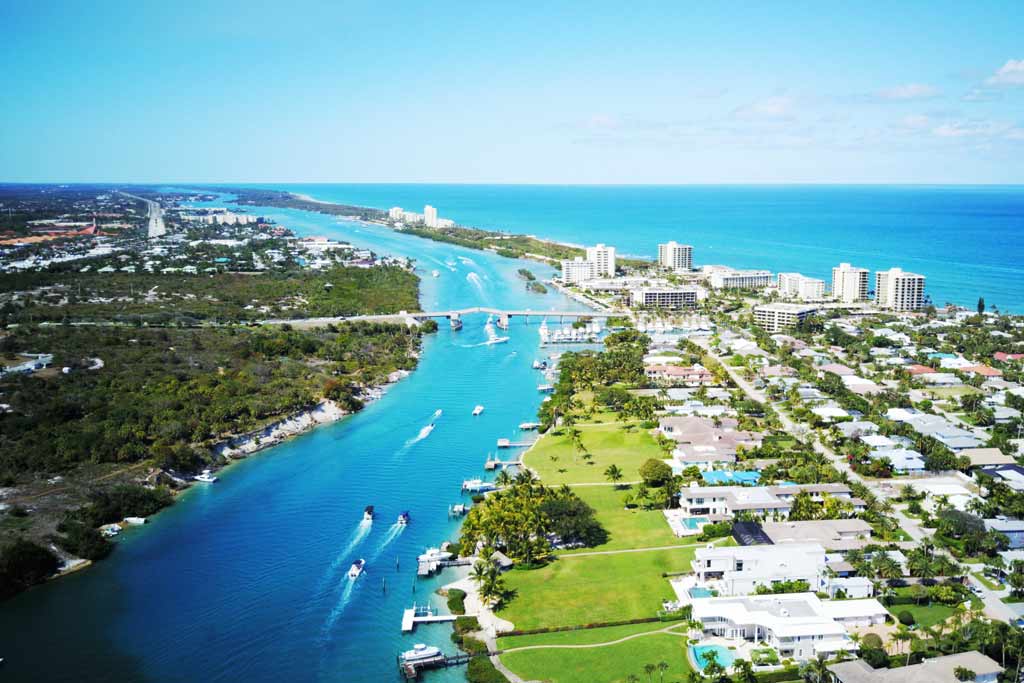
[497,546,697,630]
[925,385,983,399]
[525,423,666,485]
[498,622,692,683]
[558,485,688,554]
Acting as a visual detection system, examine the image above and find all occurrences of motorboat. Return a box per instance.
[401,644,441,663]
[519,422,540,430]
[348,559,365,579]
[194,470,218,483]
[431,270,440,278]
[537,384,554,393]
[397,511,410,525]
[450,317,463,331]
[417,547,453,563]
[472,405,484,416]
[363,505,374,522]
[461,478,496,493]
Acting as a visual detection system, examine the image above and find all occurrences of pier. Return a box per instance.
[399,652,485,680]
[484,456,524,470]
[400,604,458,632]
[417,556,472,577]
[496,438,534,448]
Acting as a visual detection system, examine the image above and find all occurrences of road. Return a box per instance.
[119,191,166,238]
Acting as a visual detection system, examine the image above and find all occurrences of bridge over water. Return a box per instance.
[265,307,622,329]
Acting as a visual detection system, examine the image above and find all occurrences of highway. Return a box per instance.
[119,191,166,238]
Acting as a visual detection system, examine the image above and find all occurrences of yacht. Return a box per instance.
[417,547,453,563]
[401,643,441,663]
[348,559,365,579]
[472,405,485,416]
[461,478,496,493]
[397,511,410,525]
[531,360,542,369]
[363,505,374,522]
[194,470,218,483]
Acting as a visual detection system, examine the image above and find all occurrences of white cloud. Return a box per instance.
[875,83,941,100]
[900,114,931,130]
[732,95,794,120]
[985,59,1024,86]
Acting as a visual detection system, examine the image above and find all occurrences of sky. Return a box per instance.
[1,1,1023,184]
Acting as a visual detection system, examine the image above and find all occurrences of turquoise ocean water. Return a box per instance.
[0,185,1021,682]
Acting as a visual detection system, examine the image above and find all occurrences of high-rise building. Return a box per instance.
[875,268,926,311]
[754,303,820,333]
[704,266,773,290]
[388,207,404,220]
[585,244,616,276]
[628,287,699,309]
[777,273,826,301]
[658,241,693,271]
[561,257,597,285]
[423,205,438,228]
[831,263,869,303]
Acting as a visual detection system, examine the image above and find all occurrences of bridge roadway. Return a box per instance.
[264,307,622,328]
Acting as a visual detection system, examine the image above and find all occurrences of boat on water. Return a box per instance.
[363,505,374,522]
[417,547,453,563]
[450,318,463,331]
[462,478,497,493]
[397,511,410,525]
[450,503,471,516]
[432,408,443,419]
[431,270,440,278]
[472,405,485,416]
[348,559,365,579]
[537,384,554,393]
[402,643,441,663]
[519,422,540,430]
[194,470,218,483]
[531,359,548,370]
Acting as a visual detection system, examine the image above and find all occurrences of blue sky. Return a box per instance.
[1,1,1023,184]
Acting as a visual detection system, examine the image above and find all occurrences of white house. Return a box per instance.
[691,543,827,596]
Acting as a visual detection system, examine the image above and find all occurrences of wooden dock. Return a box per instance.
[417,557,472,577]
[401,604,458,632]
[484,457,524,470]
[496,438,535,448]
[398,652,486,680]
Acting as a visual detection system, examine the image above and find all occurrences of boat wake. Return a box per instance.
[458,256,476,266]
[316,519,372,593]
[466,272,486,295]
[321,577,357,637]
[431,408,443,420]
[370,523,405,560]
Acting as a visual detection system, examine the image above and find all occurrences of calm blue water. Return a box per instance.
[0,204,587,682]
[235,184,1024,311]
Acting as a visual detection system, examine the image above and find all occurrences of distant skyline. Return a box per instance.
[2,2,1023,184]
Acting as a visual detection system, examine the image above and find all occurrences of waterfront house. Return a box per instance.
[691,543,827,596]
[677,483,860,520]
[759,519,873,550]
[984,518,1024,549]
[829,651,1002,683]
[644,364,715,386]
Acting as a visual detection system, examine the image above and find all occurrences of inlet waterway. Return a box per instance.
[0,202,589,682]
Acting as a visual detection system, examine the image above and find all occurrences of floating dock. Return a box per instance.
[401,604,458,632]
[484,457,523,470]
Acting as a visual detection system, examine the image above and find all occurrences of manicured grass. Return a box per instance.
[897,601,960,628]
[499,623,692,683]
[925,386,982,399]
[973,571,1002,591]
[526,423,666,485]
[497,546,697,630]
[559,485,688,554]
[498,621,680,649]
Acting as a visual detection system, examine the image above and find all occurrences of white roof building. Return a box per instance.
[692,543,827,596]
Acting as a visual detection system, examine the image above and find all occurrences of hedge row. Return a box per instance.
[500,610,690,638]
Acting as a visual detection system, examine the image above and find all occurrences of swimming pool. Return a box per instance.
[681,516,709,530]
[701,470,760,485]
[691,644,735,670]
[689,587,713,598]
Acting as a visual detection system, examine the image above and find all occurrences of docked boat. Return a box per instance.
[397,511,410,525]
[537,384,554,393]
[450,503,471,516]
[450,317,463,331]
[348,559,365,579]
[417,547,453,563]
[363,505,375,522]
[472,405,485,416]
[519,422,540,430]
[462,478,497,493]
[532,360,541,369]
[401,643,441,663]
[194,470,218,483]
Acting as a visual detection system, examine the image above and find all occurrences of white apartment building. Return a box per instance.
[585,244,616,276]
[704,266,773,290]
[629,286,698,309]
[388,207,404,220]
[561,257,597,285]
[423,205,438,228]
[777,273,826,301]
[401,211,423,223]
[691,543,827,596]
[437,218,455,228]
[875,267,926,311]
[753,303,819,333]
[692,593,886,661]
[658,241,693,271]
[678,483,859,520]
[831,263,869,303]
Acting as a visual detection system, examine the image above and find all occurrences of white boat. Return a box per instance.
[472,405,485,416]
[432,408,443,419]
[431,270,440,278]
[397,511,410,525]
[417,423,435,440]
[450,503,470,516]
[363,505,375,522]
[194,470,218,483]
[402,643,441,663]
[537,384,554,393]
[348,559,365,579]
[532,360,541,369]
[519,422,540,430]
[417,547,453,563]
[450,318,463,331]
[461,478,496,493]
[123,517,147,525]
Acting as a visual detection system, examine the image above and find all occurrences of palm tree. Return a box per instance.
[802,653,833,683]
[605,464,624,487]
[644,663,656,682]
[494,469,513,488]
[627,676,640,683]
[657,661,669,683]
[732,658,756,683]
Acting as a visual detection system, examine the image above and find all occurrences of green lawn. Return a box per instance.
[925,386,982,400]
[499,622,692,683]
[526,423,666,485]
[890,588,980,628]
[559,485,687,554]
[497,546,697,630]
[972,571,1002,591]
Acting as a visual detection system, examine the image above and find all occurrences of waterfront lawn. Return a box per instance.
[558,485,684,553]
[497,546,696,630]
[526,423,665,485]
[498,622,691,683]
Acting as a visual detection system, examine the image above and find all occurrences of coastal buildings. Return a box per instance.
[777,273,826,301]
[657,241,693,271]
[704,266,773,290]
[831,263,870,303]
[753,303,819,333]
[677,482,860,520]
[388,207,403,220]
[691,543,827,596]
[829,651,1003,683]
[875,267,926,311]
[585,244,616,276]
[424,205,438,228]
[644,364,714,386]
[628,286,698,309]
[560,257,597,284]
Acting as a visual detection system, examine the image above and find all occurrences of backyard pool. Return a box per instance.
[689,587,713,598]
[701,470,760,485]
[691,644,735,670]
[681,516,709,530]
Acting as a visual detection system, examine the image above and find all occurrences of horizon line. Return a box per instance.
[2,180,1024,188]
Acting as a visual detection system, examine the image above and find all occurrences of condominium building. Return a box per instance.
[560,257,597,285]
[777,273,826,301]
[388,207,404,220]
[831,263,869,303]
[585,244,616,276]
[628,286,698,309]
[753,303,819,333]
[691,543,827,596]
[704,266,773,290]
[423,205,438,228]
[657,241,693,271]
[875,267,926,311]
[401,210,423,223]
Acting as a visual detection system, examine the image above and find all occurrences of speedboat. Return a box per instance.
[450,318,463,331]
[472,405,484,416]
[417,548,453,563]
[519,422,540,430]
[397,511,410,525]
[431,270,440,278]
[363,505,374,522]
[401,643,441,663]
[348,559,365,579]
[194,470,218,483]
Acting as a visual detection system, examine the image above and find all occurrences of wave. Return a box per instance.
[458,256,476,266]
[369,523,405,561]
[321,575,358,637]
[466,272,486,295]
